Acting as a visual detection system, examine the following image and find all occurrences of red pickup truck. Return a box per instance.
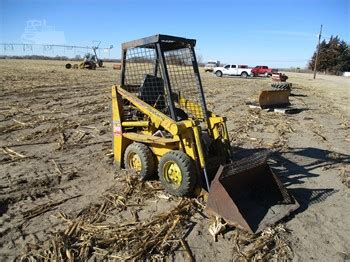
[251,66,278,77]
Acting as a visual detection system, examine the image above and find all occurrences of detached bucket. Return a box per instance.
[206,152,299,234]
[259,89,290,109]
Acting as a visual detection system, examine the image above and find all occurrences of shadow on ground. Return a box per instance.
[229,146,349,218]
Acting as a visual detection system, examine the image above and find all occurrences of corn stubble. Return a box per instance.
[22,175,293,261]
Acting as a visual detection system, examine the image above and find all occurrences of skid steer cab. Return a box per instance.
[111,34,299,233]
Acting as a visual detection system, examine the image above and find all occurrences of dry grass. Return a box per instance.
[22,175,293,261]
[22,175,199,260]
[232,225,293,261]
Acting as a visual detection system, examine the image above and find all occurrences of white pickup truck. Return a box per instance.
[213,64,252,78]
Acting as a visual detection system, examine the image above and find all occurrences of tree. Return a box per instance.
[336,40,350,72]
[308,35,350,74]
[197,53,204,66]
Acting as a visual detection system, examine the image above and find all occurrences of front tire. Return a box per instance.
[124,142,155,180]
[158,151,197,196]
[215,71,223,77]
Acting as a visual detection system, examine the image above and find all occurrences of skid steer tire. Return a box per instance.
[124,142,155,180]
[158,150,197,197]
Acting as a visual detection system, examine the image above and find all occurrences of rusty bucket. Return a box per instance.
[259,89,290,109]
[206,152,299,234]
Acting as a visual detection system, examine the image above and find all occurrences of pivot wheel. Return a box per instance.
[124,142,155,180]
[158,151,197,196]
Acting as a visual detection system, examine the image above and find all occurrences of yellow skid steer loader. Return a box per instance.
[111,35,299,233]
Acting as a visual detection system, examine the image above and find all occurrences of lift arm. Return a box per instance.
[115,85,187,136]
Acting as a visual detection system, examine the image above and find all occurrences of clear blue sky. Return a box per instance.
[1,0,349,68]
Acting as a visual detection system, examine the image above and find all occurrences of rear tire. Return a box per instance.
[241,72,248,78]
[124,142,155,180]
[65,63,72,69]
[215,71,223,77]
[158,151,197,196]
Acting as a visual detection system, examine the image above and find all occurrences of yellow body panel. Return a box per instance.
[178,97,205,120]
[112,84,230,174]
[122,121,149,127]
[208,116,229,140]
[111,86,130,168]
[150,145,177,160]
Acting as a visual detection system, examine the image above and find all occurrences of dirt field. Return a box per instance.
[1,60,349,261]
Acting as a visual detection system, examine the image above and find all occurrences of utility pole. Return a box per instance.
[313,24,323,79]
